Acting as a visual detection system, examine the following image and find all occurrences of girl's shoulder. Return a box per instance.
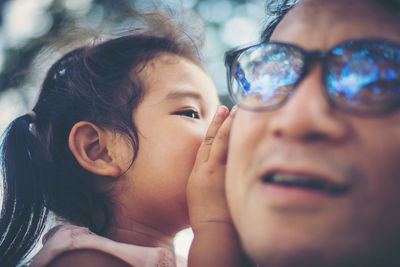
[29,224,182,267]
[46,249,131,267]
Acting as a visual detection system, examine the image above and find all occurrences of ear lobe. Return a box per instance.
[69,121,123,178]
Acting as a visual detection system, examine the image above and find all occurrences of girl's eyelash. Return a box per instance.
[174,109,200,119]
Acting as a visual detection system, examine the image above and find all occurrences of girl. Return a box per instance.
[0,14,243,267]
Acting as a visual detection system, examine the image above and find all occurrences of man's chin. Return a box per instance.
[245,245,352,267]
[242,231,400,267]
[239,226,364,267]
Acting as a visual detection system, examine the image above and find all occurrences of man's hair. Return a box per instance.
[261,0,299,42]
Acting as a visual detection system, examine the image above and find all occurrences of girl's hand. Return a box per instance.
[187,105,237,231]
[186,106,250,267]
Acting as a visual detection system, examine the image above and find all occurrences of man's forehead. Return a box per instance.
[286,0,383,21]
[270,0,400,44]
[290,0,400,22]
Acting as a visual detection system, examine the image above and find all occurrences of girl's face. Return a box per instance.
[115,54,219,234]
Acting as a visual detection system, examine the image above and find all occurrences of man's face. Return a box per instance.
[226,1,400,266]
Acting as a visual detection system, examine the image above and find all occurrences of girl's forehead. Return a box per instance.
[139,54,200,84]
[137,54,217,104]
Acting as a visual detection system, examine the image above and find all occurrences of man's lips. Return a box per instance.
[261,172,350,196]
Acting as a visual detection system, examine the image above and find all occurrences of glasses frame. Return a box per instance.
[224,38,400,116]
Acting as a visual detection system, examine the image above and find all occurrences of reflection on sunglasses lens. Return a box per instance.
[232,44,303,108]
[327,42,400,113]
[231,40,400,114]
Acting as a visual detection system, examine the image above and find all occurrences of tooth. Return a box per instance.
[272,173,312,183]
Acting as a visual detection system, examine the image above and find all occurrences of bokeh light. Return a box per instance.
[2,0,54,48]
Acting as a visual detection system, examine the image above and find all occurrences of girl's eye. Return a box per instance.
[174,110,200,119]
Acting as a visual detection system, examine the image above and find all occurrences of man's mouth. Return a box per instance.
[262,173,349,196]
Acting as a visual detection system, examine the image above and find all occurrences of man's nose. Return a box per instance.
[267,65,349,142]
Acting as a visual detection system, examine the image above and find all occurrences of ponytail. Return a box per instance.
[0,114,48,266]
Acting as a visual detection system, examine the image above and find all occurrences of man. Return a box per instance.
[225,0,400,266]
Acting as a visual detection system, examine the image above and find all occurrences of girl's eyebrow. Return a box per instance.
[164,90,203,101]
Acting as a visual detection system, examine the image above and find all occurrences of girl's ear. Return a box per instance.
[68,121,123,178]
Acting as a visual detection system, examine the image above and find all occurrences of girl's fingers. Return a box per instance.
[208,105,237,164]
[195,106,229,164]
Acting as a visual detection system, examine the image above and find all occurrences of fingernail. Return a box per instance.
[217,106,227,116]
[230,105,238,115]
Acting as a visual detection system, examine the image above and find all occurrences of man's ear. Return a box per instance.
[68,121,123,178]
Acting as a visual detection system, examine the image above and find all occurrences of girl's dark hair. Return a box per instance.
[261,0,400,42]
[0,14,202,266]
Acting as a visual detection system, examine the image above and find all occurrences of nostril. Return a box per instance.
[273,129,283,137]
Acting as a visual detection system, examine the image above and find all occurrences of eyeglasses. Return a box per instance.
[225,39,400,115]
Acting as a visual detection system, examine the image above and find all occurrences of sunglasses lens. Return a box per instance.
[327,41,400,114]
[230,43,304,109]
